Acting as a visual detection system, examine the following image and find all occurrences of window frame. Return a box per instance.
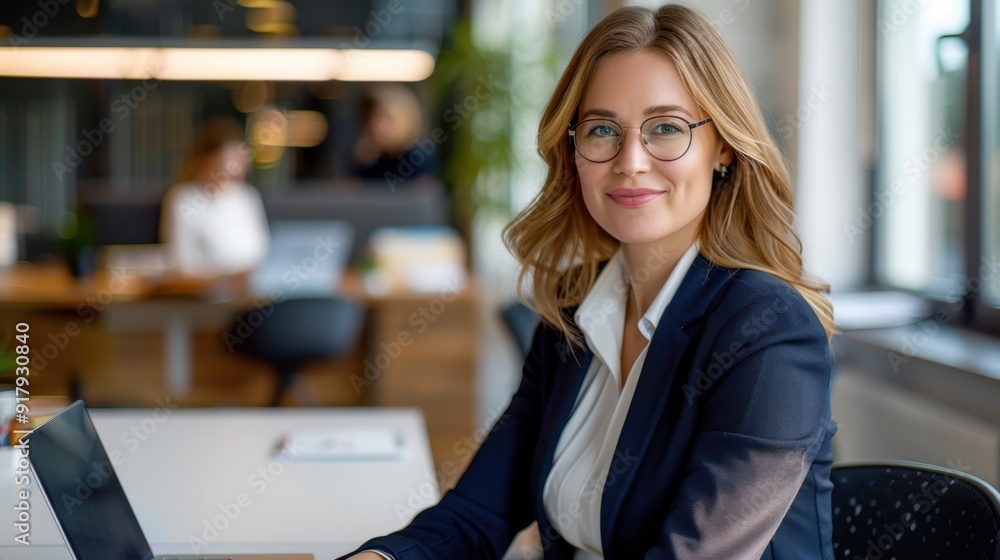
[972,0,1000,333]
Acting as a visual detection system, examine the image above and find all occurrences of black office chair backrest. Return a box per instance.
[500,301,540,359]
[831,461,1000,560]
[229,297,364,368]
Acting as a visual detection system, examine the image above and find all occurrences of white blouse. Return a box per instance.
[542,241,701,559]
[160,182,270,277]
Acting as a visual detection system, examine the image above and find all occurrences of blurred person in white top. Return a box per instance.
[159,117,269,291]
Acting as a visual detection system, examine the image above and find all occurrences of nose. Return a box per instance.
[612,127,652,177]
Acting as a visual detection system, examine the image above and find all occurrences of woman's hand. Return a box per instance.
[346,553,387,560]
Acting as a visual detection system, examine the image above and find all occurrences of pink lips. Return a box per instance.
[605,188,664,207]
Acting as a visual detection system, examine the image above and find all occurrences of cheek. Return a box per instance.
[575,157,605,208]
[574,155,603,191]
[653,157,713,195]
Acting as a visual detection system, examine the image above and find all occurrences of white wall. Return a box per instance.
[796,0,869,290]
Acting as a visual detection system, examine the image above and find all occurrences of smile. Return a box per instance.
[605,189,664,207]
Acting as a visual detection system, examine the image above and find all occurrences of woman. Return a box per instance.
[344,4,837,559]
[159,117,270,284]
[351,84,431,183]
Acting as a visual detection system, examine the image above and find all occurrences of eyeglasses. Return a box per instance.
[567,115,713,163]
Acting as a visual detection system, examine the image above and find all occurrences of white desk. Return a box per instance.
[0,407,440,559]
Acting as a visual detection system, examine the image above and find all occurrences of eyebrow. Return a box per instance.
[580,104,695,120]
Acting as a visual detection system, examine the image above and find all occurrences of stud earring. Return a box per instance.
[719,165,727,178]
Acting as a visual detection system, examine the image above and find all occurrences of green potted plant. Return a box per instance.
[430,18,514,239]
[60,208,97,279]
[0,327,18,377]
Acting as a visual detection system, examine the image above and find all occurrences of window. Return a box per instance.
[876,0,1000,330]
[876,0,968,296]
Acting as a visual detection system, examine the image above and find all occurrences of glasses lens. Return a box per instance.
[574,119,622,162]
[641,116,692,161]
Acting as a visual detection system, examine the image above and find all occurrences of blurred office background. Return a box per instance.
[0,0,999,506]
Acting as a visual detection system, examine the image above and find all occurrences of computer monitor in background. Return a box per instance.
[78,201,162,247]
[249,220,353,299]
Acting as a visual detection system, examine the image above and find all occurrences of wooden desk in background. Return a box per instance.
[0,263,479,489]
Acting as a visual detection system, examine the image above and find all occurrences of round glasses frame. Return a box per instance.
[567,115,714,163]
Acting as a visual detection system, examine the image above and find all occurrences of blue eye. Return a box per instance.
[585,123,618,137]
[649,122,683,136]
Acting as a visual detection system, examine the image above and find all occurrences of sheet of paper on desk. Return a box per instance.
[280,428,406,461]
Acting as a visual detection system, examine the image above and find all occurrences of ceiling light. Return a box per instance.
[0,44,435,82]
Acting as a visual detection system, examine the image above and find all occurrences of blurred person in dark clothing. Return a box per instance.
[351,84,432,185]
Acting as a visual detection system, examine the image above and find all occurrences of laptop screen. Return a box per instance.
[249,220,353,298]
[29,401,154,560]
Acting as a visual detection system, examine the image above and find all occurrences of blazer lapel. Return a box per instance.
[532,340,593,542]
[600,254,734,555]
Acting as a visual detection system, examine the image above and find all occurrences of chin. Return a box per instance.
[599,223,674,246]
[596,210,704,248]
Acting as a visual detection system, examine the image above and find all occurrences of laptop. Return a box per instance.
[28,400,314,560]
[249,220,353,299]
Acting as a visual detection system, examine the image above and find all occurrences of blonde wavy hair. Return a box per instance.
[503,3,836,348]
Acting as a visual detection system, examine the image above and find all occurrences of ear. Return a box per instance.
[711,140,736,190]
[717,140,735,169]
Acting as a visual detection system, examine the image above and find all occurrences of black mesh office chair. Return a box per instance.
[500,300,540,359]
[831,460,1000,560]
[226,297,364,406]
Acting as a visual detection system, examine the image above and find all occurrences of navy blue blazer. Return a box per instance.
[342,254,837,559]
